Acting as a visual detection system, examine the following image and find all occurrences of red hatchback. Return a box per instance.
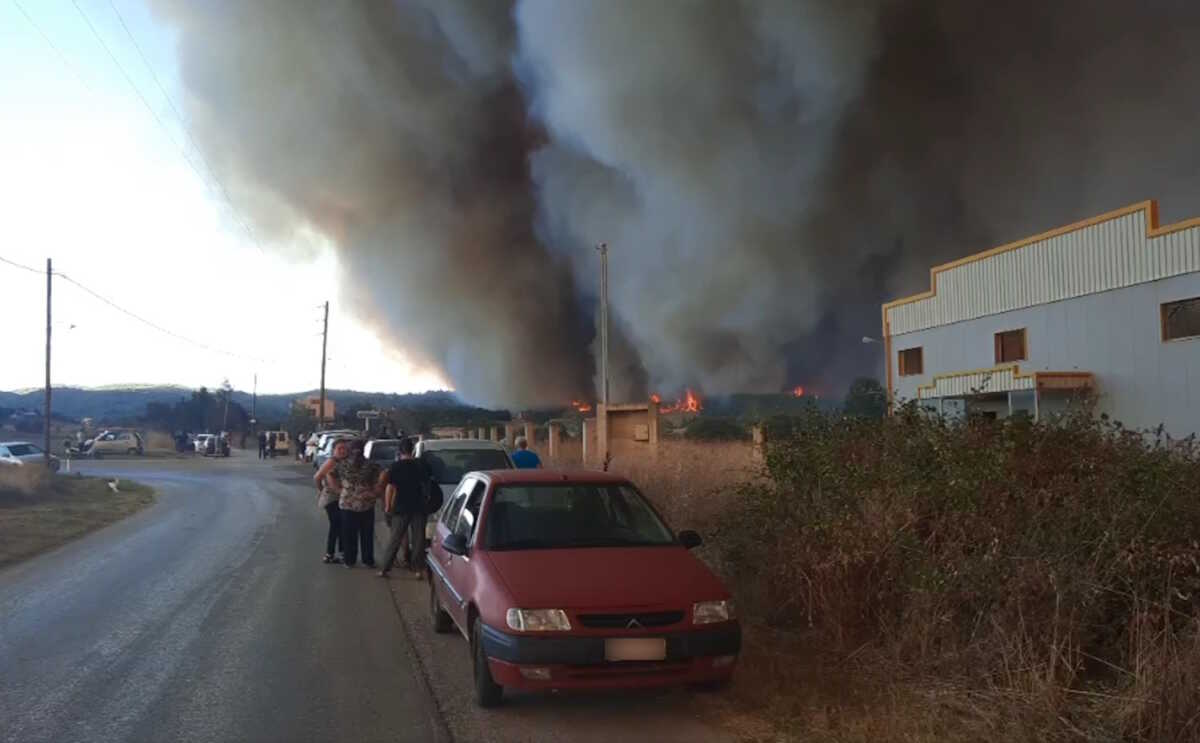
[426,469,740,707]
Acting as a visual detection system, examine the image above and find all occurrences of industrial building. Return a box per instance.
[882,200,1200,437]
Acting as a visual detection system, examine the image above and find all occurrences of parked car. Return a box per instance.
[427,469,740,707]
[264,430,291,456]
[312,430,357,468]
[364,438,403,465]
[193,434,215,454]
[414,438,513,540]
[313,434,354,471]
[83,430,144,457]
[0,441,61,472]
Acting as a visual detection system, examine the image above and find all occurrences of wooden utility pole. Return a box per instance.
[319,300,329,429]
[44,258,52,468]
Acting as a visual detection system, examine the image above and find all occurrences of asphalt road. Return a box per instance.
[0,451,739,743]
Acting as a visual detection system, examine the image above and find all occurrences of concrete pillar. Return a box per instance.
[491,426,502,443]
[547,422,561,460]
[595,404,609,468]
[462,427,471,439]
[647,399,660,459]
[524,422,536,448]
[752,424,766,461]
[477,427,486,440]
[504,423,516,447]
[582,418,592,465]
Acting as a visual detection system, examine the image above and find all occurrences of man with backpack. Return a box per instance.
[376,438,441,579]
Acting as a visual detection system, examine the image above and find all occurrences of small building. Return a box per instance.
[882,200,1200,436]
[301,396,335,420]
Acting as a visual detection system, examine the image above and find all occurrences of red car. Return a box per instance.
[426,469,740,707]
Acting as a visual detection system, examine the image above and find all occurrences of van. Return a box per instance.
[265,430,290,455]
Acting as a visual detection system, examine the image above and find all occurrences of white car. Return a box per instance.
[364,438,403,465]
[0,441,61,472]
[193,434,215,453]
[413,438,514,539]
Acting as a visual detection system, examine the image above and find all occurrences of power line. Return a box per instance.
[66,0,265,257]
[102,0,267,256]
[0,254,42,274]
[9,0,96,95]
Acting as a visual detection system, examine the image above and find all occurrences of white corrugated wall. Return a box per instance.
[888,211,1200,334]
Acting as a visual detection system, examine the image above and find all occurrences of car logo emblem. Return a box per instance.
[626,618,642,629]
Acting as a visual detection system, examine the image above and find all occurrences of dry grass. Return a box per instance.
[0,469,156,568]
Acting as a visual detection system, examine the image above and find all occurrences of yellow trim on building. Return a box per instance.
[914,364,1094,399]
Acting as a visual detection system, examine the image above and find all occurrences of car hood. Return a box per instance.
[484,546,728,609]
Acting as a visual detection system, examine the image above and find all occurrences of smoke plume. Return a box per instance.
[154,0,1200,404]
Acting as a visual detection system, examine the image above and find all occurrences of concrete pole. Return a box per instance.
[44,258,52,468]
[752,424,766,461]
[582,418,592,465]
[504,423,516,447]
[596,403,609,467]
[596,243,609,407]
[524,422,536,449]
[547,422,560,460]
[319,300,329,430]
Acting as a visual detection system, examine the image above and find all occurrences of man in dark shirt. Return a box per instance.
[377,438,433,578]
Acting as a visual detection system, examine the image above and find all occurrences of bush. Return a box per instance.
[716,405,1200,740]
[683,417,749,442]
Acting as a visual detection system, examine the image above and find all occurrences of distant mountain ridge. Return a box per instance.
[0,385,456,423]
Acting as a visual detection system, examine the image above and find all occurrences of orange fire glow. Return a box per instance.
[658,389,703,414]
[792,385,805,397]
[570,400,593,414]
[649,393,662,405]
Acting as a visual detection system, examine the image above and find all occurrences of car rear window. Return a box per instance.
[484,484,676,550]
[422,449,510,484]
[369,443,398,461]
[7,444,38,456]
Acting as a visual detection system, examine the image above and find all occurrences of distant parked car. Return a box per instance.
[428,469,739,707]
[313,430,357,469]
[364,438,403,465]
[84,430,144,457]
[0,441,61,472]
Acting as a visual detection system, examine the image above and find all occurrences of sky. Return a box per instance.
[0,0,448,395]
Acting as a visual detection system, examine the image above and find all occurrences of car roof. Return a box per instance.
[0,441,34,446]
[475,468,631,486]
[418,439,508,451]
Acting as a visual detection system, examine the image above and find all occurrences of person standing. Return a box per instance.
[267,432,277,459]
[377,437,435,579]
[337,439,382,568]
[257,431,267,460]
[511,436,542,469]
[313,438,349,563]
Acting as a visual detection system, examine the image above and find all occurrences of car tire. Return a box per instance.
[429,574,453,634]
[471,619,503,708]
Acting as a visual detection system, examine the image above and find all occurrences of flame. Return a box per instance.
[570,400,593,414]
[792,385,805,397]
[649,393,662,405]
[658,388,702,414]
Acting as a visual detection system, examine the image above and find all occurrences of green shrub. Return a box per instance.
[683,417,749,442]
[715,404,1200,739]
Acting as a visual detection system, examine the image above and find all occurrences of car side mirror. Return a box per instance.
[442,533,469,556]
[678,530,702,549]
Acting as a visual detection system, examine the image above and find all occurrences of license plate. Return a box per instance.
[604,637,667,662]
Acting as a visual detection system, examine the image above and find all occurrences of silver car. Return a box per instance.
[0,441,61,472]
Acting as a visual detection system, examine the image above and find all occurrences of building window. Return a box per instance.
[994,328,1027,363]
[898,347,923,376]
[1162,297,1200,341]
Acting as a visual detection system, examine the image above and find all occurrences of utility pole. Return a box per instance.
[319,300,329,430]
[44,258,52,468]
[251,373,257,431]
[595,243,609,406]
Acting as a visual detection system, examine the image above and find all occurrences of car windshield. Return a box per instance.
[484,484,677,550]
[422,449,510,484]
[369,443,398,461]
[8,444,39,456]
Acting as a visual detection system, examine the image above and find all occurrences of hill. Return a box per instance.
[0,386,462,424]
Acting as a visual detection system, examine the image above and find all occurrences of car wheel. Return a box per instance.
[471,618,503,707]
[429,574,453,634]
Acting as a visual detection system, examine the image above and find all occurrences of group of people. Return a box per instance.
[257,431,280,460]
[312,437,441,576]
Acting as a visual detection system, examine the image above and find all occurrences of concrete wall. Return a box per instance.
[891,271,1200,436]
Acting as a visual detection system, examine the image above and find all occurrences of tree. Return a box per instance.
[844,377,887,419]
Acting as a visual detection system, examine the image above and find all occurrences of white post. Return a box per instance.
[596,243,609,406]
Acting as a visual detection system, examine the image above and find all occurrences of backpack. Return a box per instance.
[423,476,444,515]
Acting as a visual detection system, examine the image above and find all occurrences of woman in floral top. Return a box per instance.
[312,438,350,563]
[336,439,383,568]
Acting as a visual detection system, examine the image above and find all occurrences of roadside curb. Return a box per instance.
[375,519,456,743]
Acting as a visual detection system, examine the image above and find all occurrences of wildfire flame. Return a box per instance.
[792,385,805,397]
[570,400,593,414]
[649,393,662,405]
[657,388,702,414]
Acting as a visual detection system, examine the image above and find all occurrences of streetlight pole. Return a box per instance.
[595,243,609,406]
[44,258,52,468]
[319,301,329,430]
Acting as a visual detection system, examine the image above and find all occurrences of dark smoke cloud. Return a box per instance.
[155,0,1200,404]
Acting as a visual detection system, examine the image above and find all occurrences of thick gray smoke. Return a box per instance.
[155,1,1200,404]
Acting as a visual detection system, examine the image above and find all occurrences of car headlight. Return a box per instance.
[692,600,736,625]
[506,608,572,632]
